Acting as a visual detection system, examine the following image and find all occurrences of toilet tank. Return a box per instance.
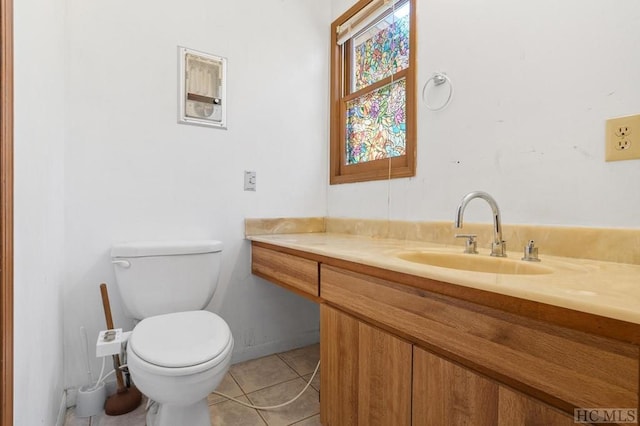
[111,240,223,320]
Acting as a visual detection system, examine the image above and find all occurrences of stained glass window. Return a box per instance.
[346,79,406,164]
[330,0,415,183]
[353,5,410,91]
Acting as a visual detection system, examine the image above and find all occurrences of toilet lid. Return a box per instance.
[129,311,231,368]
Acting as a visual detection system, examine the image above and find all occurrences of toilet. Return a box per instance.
[111,240,233,426]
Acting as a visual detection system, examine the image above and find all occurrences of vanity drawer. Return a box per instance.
[252,244,319,300]
[320,264,639,417]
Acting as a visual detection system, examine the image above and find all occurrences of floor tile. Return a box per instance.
[301,368,320,392]
[210,396,266,426]
[278,344,320,376]
[95,400,147,426]
[230,355,298,393]
[291,414,322,425]
[247,378,320,426]
[208,372,244,405]
[63,407,90,426]
[64,398,147,426]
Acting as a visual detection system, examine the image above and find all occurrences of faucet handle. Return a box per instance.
[521,240,541,262]
[455,234,479,254]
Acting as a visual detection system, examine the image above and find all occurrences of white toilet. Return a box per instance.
[111,240,233,426]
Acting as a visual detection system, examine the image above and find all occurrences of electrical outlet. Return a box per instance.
[616,139,631,151]
[615,126,631,138]
[605,113,640,161]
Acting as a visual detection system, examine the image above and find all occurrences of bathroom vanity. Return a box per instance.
[248,225,640,426]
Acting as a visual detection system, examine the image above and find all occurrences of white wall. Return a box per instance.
[329,0,640,228]
[13,0,66,423]
[63,0,329,393]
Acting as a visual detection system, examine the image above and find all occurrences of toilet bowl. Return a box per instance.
[111,240,231,426]
[127,310,234,426]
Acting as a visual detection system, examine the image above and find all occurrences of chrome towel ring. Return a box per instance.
[422,72,453,111]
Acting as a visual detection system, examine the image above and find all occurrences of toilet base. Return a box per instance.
[146,398,210,426]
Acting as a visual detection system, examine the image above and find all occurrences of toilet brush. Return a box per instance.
[99,283,142,416]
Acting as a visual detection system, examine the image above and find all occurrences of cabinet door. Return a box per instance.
[321,304,359,426]
[413,347,499,426]
[320,304,412,426]
[498,387,577,426]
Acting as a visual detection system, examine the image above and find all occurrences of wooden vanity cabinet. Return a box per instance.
[320,264,638,419]
[413,347,576,426]
[250,242,639,426]
[412,346,498,426]
[320,308,578,426]
[251,243,319,301]
[498,387,577,426]
[320,304,574,426]
[320,304,412,426]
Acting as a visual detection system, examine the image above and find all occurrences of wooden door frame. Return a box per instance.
[0,0,13,423]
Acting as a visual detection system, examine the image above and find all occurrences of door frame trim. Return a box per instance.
[0,0,13,423]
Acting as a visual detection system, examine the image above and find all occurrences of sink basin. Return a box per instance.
[397,252,553,275]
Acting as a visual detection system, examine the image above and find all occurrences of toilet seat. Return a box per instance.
[129,310,232,376]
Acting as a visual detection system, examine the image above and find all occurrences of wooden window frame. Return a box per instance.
[330,0,416,185]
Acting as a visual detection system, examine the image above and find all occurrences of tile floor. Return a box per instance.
[64,343,320,426]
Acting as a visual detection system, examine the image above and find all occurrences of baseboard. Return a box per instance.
[230,330,319,364]
[55,390,67,426]
[66,386,77,407]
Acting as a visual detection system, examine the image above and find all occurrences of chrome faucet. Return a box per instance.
[454,191,507,257]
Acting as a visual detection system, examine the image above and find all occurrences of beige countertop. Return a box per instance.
[248,232,640,325]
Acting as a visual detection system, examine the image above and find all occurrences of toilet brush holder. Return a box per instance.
[76,383,106,418]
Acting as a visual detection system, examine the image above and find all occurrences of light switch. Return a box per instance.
[244,171,256,191]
